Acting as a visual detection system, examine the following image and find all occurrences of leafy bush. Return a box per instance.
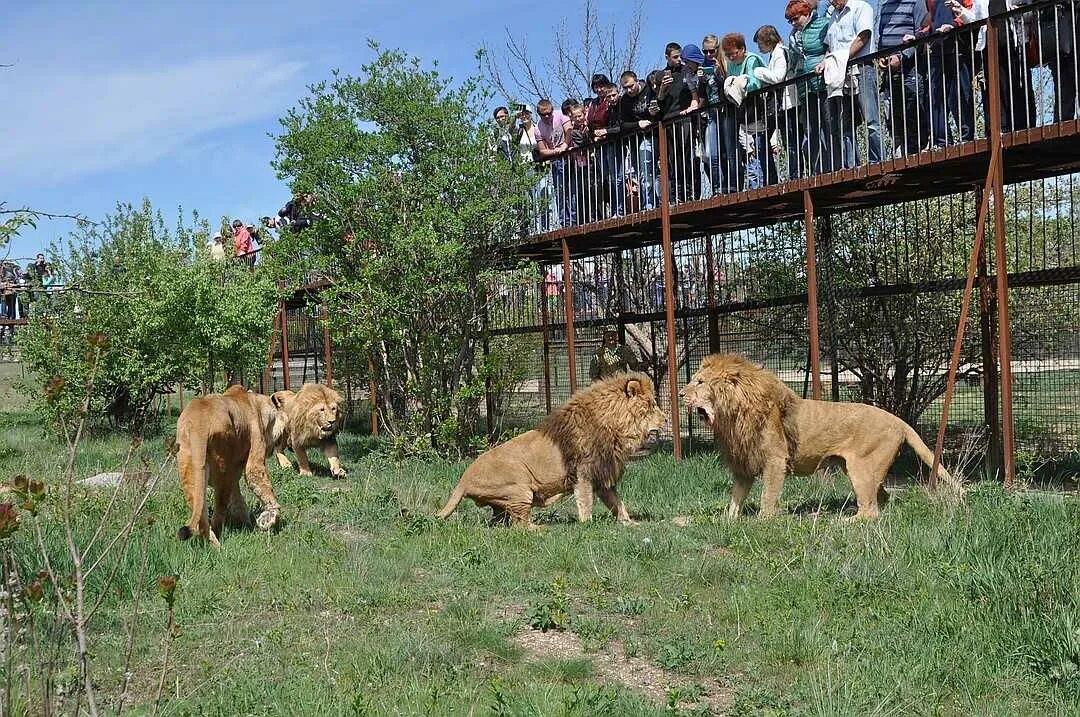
[19,200,280,428]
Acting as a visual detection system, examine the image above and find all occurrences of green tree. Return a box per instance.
[269,46,533,454]
[19,199,279,429]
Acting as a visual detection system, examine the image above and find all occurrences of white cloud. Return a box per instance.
[0,53,305,189]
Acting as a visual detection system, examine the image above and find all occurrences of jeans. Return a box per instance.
[929,41,976,147]
[598,141,625,217]
[550,159,576,227]
[635,136,659,210]
[803,89,839,175]
[854,67,883,164]
[883,57,928,157]
[780,107,804,180]
[666,116,700,203]
[701,110,722,197]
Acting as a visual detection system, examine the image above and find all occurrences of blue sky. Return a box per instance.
[2,0,784,262]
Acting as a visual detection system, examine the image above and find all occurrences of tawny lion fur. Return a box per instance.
[437,372,667,527]
[681,353,953,519]
[175,385,287,548]
[271,384,347,479]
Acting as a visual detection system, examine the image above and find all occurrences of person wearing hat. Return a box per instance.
[208,232,227,261]
[589,328,643,382]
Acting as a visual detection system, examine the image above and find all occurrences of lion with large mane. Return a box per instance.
[271,383,347,479]
[681,353,952,519]
[175,385,286,548]
[437,372,667,527]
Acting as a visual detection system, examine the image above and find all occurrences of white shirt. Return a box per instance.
[826,0,876,59]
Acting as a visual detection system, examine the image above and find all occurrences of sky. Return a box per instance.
[2,0,785,263]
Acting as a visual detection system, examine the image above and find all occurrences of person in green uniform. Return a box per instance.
[590,328,643,381]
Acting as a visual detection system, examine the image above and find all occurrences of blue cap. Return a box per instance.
[682,43,706,65]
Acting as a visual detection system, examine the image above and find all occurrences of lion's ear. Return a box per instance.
[624,378,645,398]
[271,390,295,409]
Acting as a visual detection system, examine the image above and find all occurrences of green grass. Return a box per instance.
[1,410,1078,716]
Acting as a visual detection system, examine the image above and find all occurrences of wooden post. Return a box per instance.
[985,20,1017,489]
[368,356,379,439]
[539,266,553,414]
[977,185,1003,481]
[321,305,334,388]
[803,190,823,400]
[561,238,578,394]
[279,305,291,392]
[657,122,683,460]
[930,144,1001,489]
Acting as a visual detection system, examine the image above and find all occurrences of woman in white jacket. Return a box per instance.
[752,25,801,182]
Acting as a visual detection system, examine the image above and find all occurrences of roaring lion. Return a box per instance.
[437,372,667,527]
[681,353,952,519]
[270,383,347,479]
[175,385,287,548]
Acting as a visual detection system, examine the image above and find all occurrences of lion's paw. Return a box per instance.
[331,467,348,480]
[298,469,314,478]
[256,507,280,531]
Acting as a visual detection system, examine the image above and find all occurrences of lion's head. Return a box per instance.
[271,384,344,444]
[682,353,794,429]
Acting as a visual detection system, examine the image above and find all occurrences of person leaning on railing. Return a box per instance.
[919,0,980,148]
[752,24,802,182]
[657,42,703,203]
[721,32,775,188]
[618,70,663,212]
[592,82,627,218]
[786,0,833,176]
[877,0,932,158]
[535,99,575,228]
[820,0,883,168]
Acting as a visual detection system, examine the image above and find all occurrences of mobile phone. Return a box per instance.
[703,65,715,76]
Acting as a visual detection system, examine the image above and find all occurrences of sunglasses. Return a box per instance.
[703,48,717,55]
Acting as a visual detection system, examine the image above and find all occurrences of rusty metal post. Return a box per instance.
[561,238,578,394]
[977,186,1003,481]
[803,190,823,400]
[705,235,719,352]
[930,145,1001,488]
[279,305,291,392]
[985,20,1017,489]
[368,356,379,439]
[481,284,494,438]
[178,384,184,412]
[321,305,333,388]
[539,267,553,414]
[657,121,683,460]
[263,309,279,394]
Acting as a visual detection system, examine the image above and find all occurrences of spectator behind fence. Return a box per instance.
[536,98,575,227]
[618,70,661,211]
[921,0,977,148]
[1035,0,1079,123]
[232,219,255,268]
[278,193,317,232]
[877,0,931,158]
[566,100,596,224]
[787,0,833,175]
[722,32,775,188]
[752,25,801,182]
[209,232,227,261]
[657,42,702,202]
[700,34,740,195]
[493,106,515,161]
[821,0,882,168]
[0,261,20,342]
[593,82,626,218]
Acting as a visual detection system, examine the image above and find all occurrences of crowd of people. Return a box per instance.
[493,0,1079,229]
[0,254,58,342]
[206,193,320,267]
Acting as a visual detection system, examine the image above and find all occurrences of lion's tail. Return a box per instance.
[436,479,468,519]
[903,424,954,484]
[176,432,209,542]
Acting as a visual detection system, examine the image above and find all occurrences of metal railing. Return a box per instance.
[521,0,1079,233]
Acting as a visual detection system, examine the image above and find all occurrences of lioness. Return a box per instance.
[271,383,347,479]
[437,372,667,527]
[681,353,953,519]
[175,385,286,548]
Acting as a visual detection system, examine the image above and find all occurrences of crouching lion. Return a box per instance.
[681,353,953,519]
[175,385,286,548]
[437,372,667,527]
[271,383,347,479]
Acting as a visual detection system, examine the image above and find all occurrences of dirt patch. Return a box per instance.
[512,628,733,714]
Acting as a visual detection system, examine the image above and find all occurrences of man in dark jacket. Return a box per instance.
[592,82,626,218]
[618,71,662,210]
[877,0,930,156]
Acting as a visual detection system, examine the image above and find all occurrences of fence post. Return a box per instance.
[985,20,1017,489]
[539,265,553,414]
[803,190,823,400]
[368,356,379,439]
[977,185,1003,480]
[561,238,578,394]
[657,121,682,460]
[279,304,291,392]
[322,304,334,388]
